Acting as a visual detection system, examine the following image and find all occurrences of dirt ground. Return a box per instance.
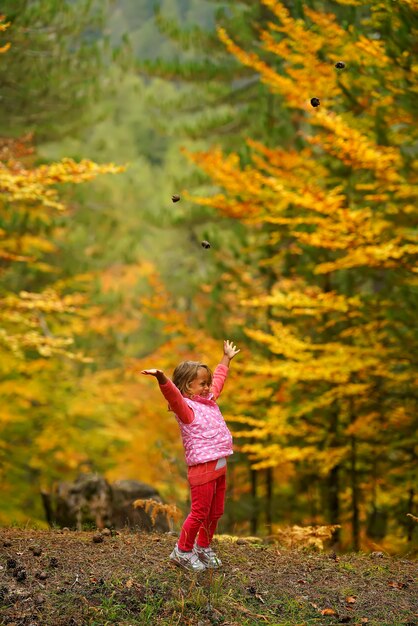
[0,528,417,626]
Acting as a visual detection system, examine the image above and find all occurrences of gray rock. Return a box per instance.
[41,473,169,532]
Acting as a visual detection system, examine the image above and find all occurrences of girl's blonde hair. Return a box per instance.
[172,361,213,396]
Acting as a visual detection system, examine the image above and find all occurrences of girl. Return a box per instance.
[141,339,240,572]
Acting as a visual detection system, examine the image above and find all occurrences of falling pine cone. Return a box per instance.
[171,194,181,203]
[201,240,211,249]
[310,97,320,108]
[335,61,346,69]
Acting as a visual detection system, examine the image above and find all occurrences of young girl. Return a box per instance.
[141,339,240,572]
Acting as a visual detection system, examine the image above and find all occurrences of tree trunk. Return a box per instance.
[250,466,258,535]
[327,409,341,547]
[350,435,360,550]
[407,487,415,542]
[265,467,273,534]
[41,490,54,526]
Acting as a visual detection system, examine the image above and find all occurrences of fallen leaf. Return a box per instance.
[321,608,338,616]
[388,581,407,589]
[346,596,357,603]
[126,578,133,588]
[297,579,307,584]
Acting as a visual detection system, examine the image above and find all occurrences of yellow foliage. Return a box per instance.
[133,498,182,528]
[270,523,341,550]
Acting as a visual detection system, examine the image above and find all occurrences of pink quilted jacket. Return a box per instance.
[174,394,233,466]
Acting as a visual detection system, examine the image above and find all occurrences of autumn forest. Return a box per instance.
[1,0,417,554]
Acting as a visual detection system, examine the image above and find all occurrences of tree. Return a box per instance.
[0,20,132,523]
[0,0,128,140]
[187,0,418,549]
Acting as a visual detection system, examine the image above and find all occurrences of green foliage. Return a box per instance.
[0,0,129,140]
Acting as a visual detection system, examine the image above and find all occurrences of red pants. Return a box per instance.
[178,474,226,551]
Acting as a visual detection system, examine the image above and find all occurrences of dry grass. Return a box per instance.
[0,527,417,626]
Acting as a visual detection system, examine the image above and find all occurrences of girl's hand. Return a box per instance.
[141,369,168,384]
[223,340,240,360]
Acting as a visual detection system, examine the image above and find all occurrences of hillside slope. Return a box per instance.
[1,529,417,626]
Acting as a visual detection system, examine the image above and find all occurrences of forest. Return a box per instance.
[0,0,417,555]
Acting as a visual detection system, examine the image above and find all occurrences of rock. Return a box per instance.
[34,593,46,606]
[370,551,384,558]
[111,479,169,532]
[50,473,113,531]
[92,533,104,543]
[41,473,168,532]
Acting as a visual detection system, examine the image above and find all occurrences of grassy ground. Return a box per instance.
[0,528,417,626]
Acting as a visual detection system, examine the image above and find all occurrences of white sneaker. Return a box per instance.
[169,544,207,572]
[195,544,222,568]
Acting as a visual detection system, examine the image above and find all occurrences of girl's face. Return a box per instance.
[188,367,211,398]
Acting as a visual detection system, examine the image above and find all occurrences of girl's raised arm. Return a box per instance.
[141,369,194,424]
[141,369,168,384]
[220,340,240,367]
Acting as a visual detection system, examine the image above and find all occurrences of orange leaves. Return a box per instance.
[271,523,342,549]
[308,110,401,178]
[321,608,338,616]
[0,133,125,360]
[0,157,125,211]
[315,241,418,274]
[244,286,360,315]
[0,14,10,54]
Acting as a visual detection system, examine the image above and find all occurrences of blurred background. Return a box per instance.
[0,0,417,553]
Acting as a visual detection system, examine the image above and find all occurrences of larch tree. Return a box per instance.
[186,0,418,549]
[0,17,130,524]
